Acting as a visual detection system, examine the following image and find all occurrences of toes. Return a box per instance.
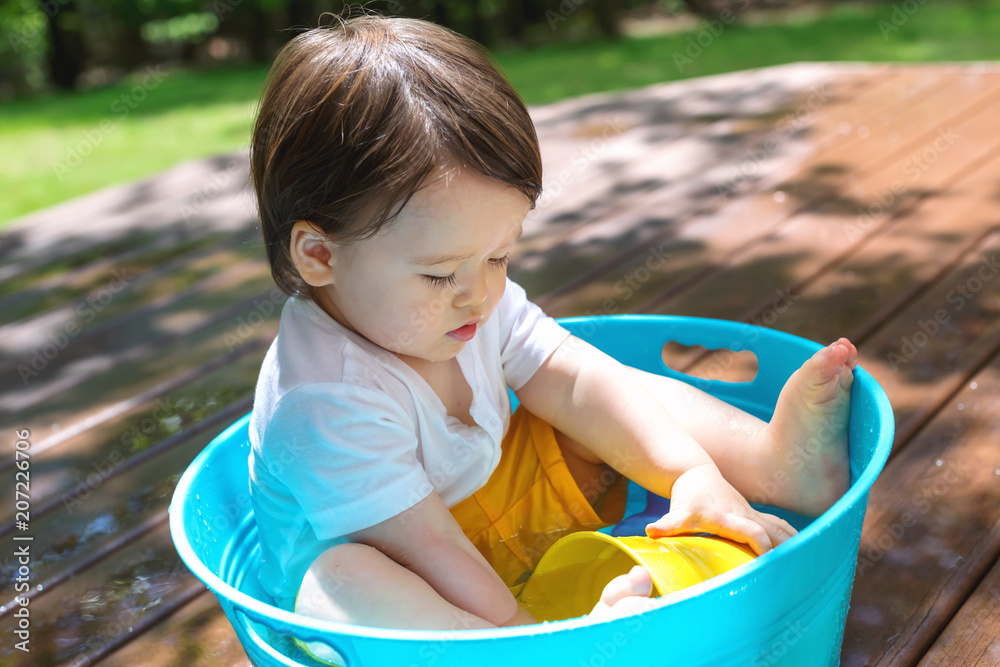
[832,337,859,370]
[844,340,858,369]
[810,338,858,381]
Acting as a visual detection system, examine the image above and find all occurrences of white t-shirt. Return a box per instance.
[248,278,571,608]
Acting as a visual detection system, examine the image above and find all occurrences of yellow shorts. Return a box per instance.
[449,407,627,596]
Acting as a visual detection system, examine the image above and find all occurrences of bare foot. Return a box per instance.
[588,566,655,622]
[753,338,856,516]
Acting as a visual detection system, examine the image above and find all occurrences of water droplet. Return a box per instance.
[774,191,786,203]
[970,381,978,390]
[957,403,965,411]
[936,459,943,467]
[857,126,870,139]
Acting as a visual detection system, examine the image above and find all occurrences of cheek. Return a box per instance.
[393,286,448,336]
[488,273,507,306]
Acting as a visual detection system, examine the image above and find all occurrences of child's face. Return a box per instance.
[316,168,531,364]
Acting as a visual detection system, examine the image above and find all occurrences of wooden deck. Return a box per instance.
[2,61,1000,667]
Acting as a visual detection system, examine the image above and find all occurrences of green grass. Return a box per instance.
[3,0,1000,228]
[0,65,267,227]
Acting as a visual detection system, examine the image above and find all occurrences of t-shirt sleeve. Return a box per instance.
[497,278,572,390]
[260,383,431,540]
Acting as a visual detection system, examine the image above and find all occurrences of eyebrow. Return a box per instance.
[410,227,524,266]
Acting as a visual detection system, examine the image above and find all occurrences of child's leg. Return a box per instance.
[625,338,856,516]
[297,542,659,629]
[296,542,497,630]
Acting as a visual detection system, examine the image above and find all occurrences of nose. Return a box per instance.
[454,269,488,308]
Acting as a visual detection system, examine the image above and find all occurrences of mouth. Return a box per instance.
[446,319,480,342]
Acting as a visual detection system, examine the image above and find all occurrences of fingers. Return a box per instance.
[756,511,798,549]
[645,512,771,555]
[599,566,652,607]
[645,509,797,556]
[589,566,654,622]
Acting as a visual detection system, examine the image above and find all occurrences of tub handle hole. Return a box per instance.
[661,341,759,384]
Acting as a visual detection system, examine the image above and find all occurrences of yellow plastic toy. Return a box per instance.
[517,532,757,622]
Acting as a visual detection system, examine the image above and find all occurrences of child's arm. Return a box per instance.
[515,335,791,554]
[346,491,533,628]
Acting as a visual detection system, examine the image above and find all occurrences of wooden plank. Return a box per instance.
[94,589,252,667]
[918,555,1000,666]
[517,70,883,304]
[0,233,260,358]
[671,142,1000,391]
[533,70,991,319]
[0,361,258,530]
[0,229,213,321]
[0,407,238,603]
[840,352,1000,666]
[0,522,205,667]
[523,63,854,238]
[0,154,254,282]
[637,75,1000,338]
[0,266,274,423]
[639,72,1000,317]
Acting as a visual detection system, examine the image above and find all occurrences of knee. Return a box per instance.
[296,542,385,618]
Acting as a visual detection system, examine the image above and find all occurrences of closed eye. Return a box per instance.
[489,254,509,270]
[422,273,458,288]
[422,255,509,287]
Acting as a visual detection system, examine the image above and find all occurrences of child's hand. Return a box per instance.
[588,565,656,622]
[645,463,797,555]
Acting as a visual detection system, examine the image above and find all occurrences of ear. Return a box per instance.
[290,221,337,287]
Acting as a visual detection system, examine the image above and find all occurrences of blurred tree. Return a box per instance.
[39,0,86,88]
[1,0,47,96]
[0,0,654,99]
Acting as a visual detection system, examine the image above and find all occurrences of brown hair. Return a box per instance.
[250,12,543,297]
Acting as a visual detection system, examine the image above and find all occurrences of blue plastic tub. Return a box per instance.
[169,315,893,666]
